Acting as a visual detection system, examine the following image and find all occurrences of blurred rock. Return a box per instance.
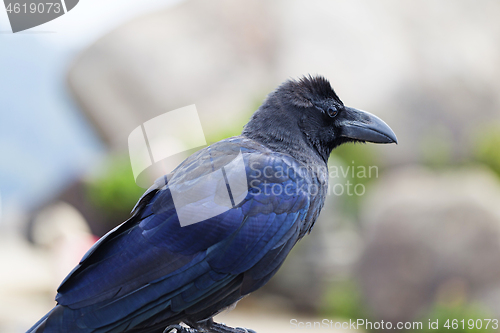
[68,0,279,150]
[356,166,500,324]
[31,202,96,283]
[0,232,53,333]
[10,202,97,332]
[27,179,128,238]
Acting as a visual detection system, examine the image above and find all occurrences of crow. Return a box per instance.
[27,75,397,333]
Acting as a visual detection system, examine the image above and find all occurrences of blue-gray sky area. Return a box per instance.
[0,35,103,214]
[0,0,182,219]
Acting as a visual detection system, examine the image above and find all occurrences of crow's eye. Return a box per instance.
[327,106,339,118]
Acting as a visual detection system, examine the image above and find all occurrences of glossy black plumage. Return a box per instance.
[27,75,396,333]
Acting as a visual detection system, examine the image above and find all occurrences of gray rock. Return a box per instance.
[357,167,500,323]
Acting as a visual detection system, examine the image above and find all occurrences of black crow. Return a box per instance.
[27,75,397,333]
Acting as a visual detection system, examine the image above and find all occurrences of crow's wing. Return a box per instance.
[51,138,314,332]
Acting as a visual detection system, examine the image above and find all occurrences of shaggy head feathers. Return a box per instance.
[277,75,343,108]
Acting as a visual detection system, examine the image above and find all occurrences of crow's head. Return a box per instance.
[242,75,397,163]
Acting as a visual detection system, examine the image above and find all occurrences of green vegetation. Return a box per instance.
[86,155,145,217]
[320,279,368,321]
[473,123,500,178]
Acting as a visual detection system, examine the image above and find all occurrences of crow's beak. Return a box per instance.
[340,106,398,144]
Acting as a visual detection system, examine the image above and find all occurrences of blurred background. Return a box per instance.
[2,0,500,332]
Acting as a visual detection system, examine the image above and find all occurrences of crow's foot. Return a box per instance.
[175,318,256,333]
[208,321,257,333]
[163,324,199,333]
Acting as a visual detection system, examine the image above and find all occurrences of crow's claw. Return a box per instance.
[207,321,257,333]
[163,324,199,333]
[236,327,257,333]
